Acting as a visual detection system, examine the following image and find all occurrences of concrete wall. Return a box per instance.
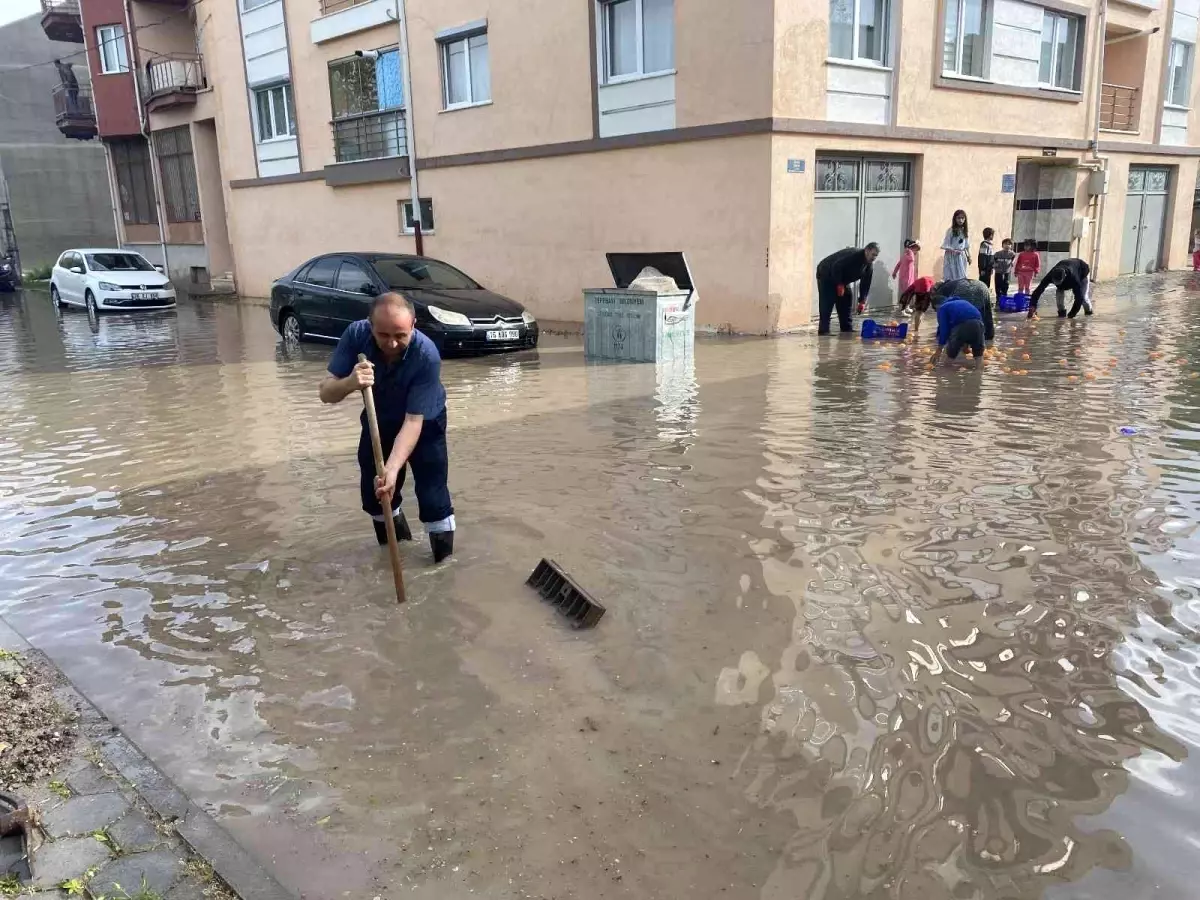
[0,13,117,267]
[227,135,773,331]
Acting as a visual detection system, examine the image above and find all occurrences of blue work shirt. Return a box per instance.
[328,320,446,427]
[935,298,983,347]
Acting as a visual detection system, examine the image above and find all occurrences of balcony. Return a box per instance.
[1100,83,1141,133]
[52,83,97,140]
[332,109,409,164]
[140,54,206,113]
[40,0,82,43]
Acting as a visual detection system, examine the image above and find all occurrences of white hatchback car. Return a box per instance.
[50,248,176,314]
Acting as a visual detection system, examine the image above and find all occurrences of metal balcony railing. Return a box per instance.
[1100,82,1141,132]
[141,54,206,99]
[332,109,408,163]
[319,0,371,13]
[51,83,96,137]
[40,0,80,14]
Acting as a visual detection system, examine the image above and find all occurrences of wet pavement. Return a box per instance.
[1,279,1199,900]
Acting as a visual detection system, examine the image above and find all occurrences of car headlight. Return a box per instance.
[427,305,471,327]
[521,310,536,325]
[98,281,121,291]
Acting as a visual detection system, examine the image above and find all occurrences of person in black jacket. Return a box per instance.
[816,243,879,335]
[1029,258,1092,319]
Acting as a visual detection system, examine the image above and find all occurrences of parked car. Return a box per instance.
[269,253,539,354]
[0,255,19,292]
[50,249,176,314]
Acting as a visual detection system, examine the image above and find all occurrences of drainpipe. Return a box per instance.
[1089,0,1109,276]
[124,0,170,274]
[100,141,124,249]
[393,0,423,255]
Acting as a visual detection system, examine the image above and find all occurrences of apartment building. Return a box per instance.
[40,0,1200,332]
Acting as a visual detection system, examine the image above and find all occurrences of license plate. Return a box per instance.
[486,329,520,341]
[131,292,155,300]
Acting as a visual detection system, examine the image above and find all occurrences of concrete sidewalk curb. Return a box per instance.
[0,616,295,900]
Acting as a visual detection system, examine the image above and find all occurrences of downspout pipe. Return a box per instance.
[393,0,423,255]
[1089,0,1109,277]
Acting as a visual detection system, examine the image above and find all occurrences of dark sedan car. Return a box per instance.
[269,252,538,354]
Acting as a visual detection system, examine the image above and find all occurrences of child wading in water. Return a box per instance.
[893,239,920,315]
[993,238,1016,301]
[1015,239,1041,294]
[941,210,971,281]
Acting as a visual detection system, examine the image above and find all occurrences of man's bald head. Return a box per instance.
[370,292,417,360]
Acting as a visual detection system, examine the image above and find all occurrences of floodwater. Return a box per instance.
[1,280,1199,900]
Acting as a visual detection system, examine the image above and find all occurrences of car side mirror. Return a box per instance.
[70,266,84,274]
[154,265,165,274]
[361,282,380,296]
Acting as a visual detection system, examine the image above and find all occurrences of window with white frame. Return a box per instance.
[399,198,435,234]
[242,0,275,9]
[440,30,490,108]
[599,0,674,83]
[1168,39,1194,107]
[1038,11,1081,90]
[96,24,129,75]
[254,83,296,142]
[829,0,889,66]
[942,0,989,79]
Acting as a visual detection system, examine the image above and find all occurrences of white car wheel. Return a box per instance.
[85,290,98,316]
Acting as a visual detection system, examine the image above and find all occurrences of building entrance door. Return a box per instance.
[1121,166,1170,275]
[813,156,913,315]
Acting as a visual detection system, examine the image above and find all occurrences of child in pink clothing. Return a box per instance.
[1192,228,1200,271]
[1014,239,1041,294]
[893,239,920,314]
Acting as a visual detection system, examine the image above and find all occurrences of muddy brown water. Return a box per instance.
[1,281,1199,899]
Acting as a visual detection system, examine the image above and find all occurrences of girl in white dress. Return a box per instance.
[941,209,970,282]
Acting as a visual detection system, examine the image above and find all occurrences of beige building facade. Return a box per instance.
[56,0,1200,332]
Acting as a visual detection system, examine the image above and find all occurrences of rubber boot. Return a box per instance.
[430,530,454,563]
[372,511,413,546]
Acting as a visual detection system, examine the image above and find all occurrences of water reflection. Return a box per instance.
[1,283,1200,899]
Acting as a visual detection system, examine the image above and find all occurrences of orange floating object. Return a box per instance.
[1015,339,1026,346]
[1059,358,1068,365]
[1068,375,1078,381]
[1021,353,1031,360]
[1085,372,1097,380]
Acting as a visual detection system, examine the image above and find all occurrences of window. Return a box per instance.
[399,198,435,234]
[335,260,373,292]
[242,0,275,9]
[153,126,201,223]
[373,257,480,290]
[1168,40,1194,107]
[303,257,339,287]
[829,0,889,66]
[111,137,157,225]
[599,0,674,82]
[1038,11,1081,90]
[96,24,129,75]
[254,83,296,142]
[328,49,406,162]
[440,31,490,108]
[943,0,989,79]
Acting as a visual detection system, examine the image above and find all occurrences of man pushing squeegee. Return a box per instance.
[318,293,456,602]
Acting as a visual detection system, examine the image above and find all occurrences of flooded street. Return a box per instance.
[2,280,1200,900]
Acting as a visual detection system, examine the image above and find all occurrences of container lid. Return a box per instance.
[605,252,694,291]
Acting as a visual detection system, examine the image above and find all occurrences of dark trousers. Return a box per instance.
[358,410,453,524]
[978,265,993,289]
[817,278,852,334]
[994,272,1010,298]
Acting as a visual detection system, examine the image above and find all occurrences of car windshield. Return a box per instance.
[86,253,155,272]
[372,257,480,290]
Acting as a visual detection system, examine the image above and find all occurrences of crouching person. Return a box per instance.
[931,298,985,370]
